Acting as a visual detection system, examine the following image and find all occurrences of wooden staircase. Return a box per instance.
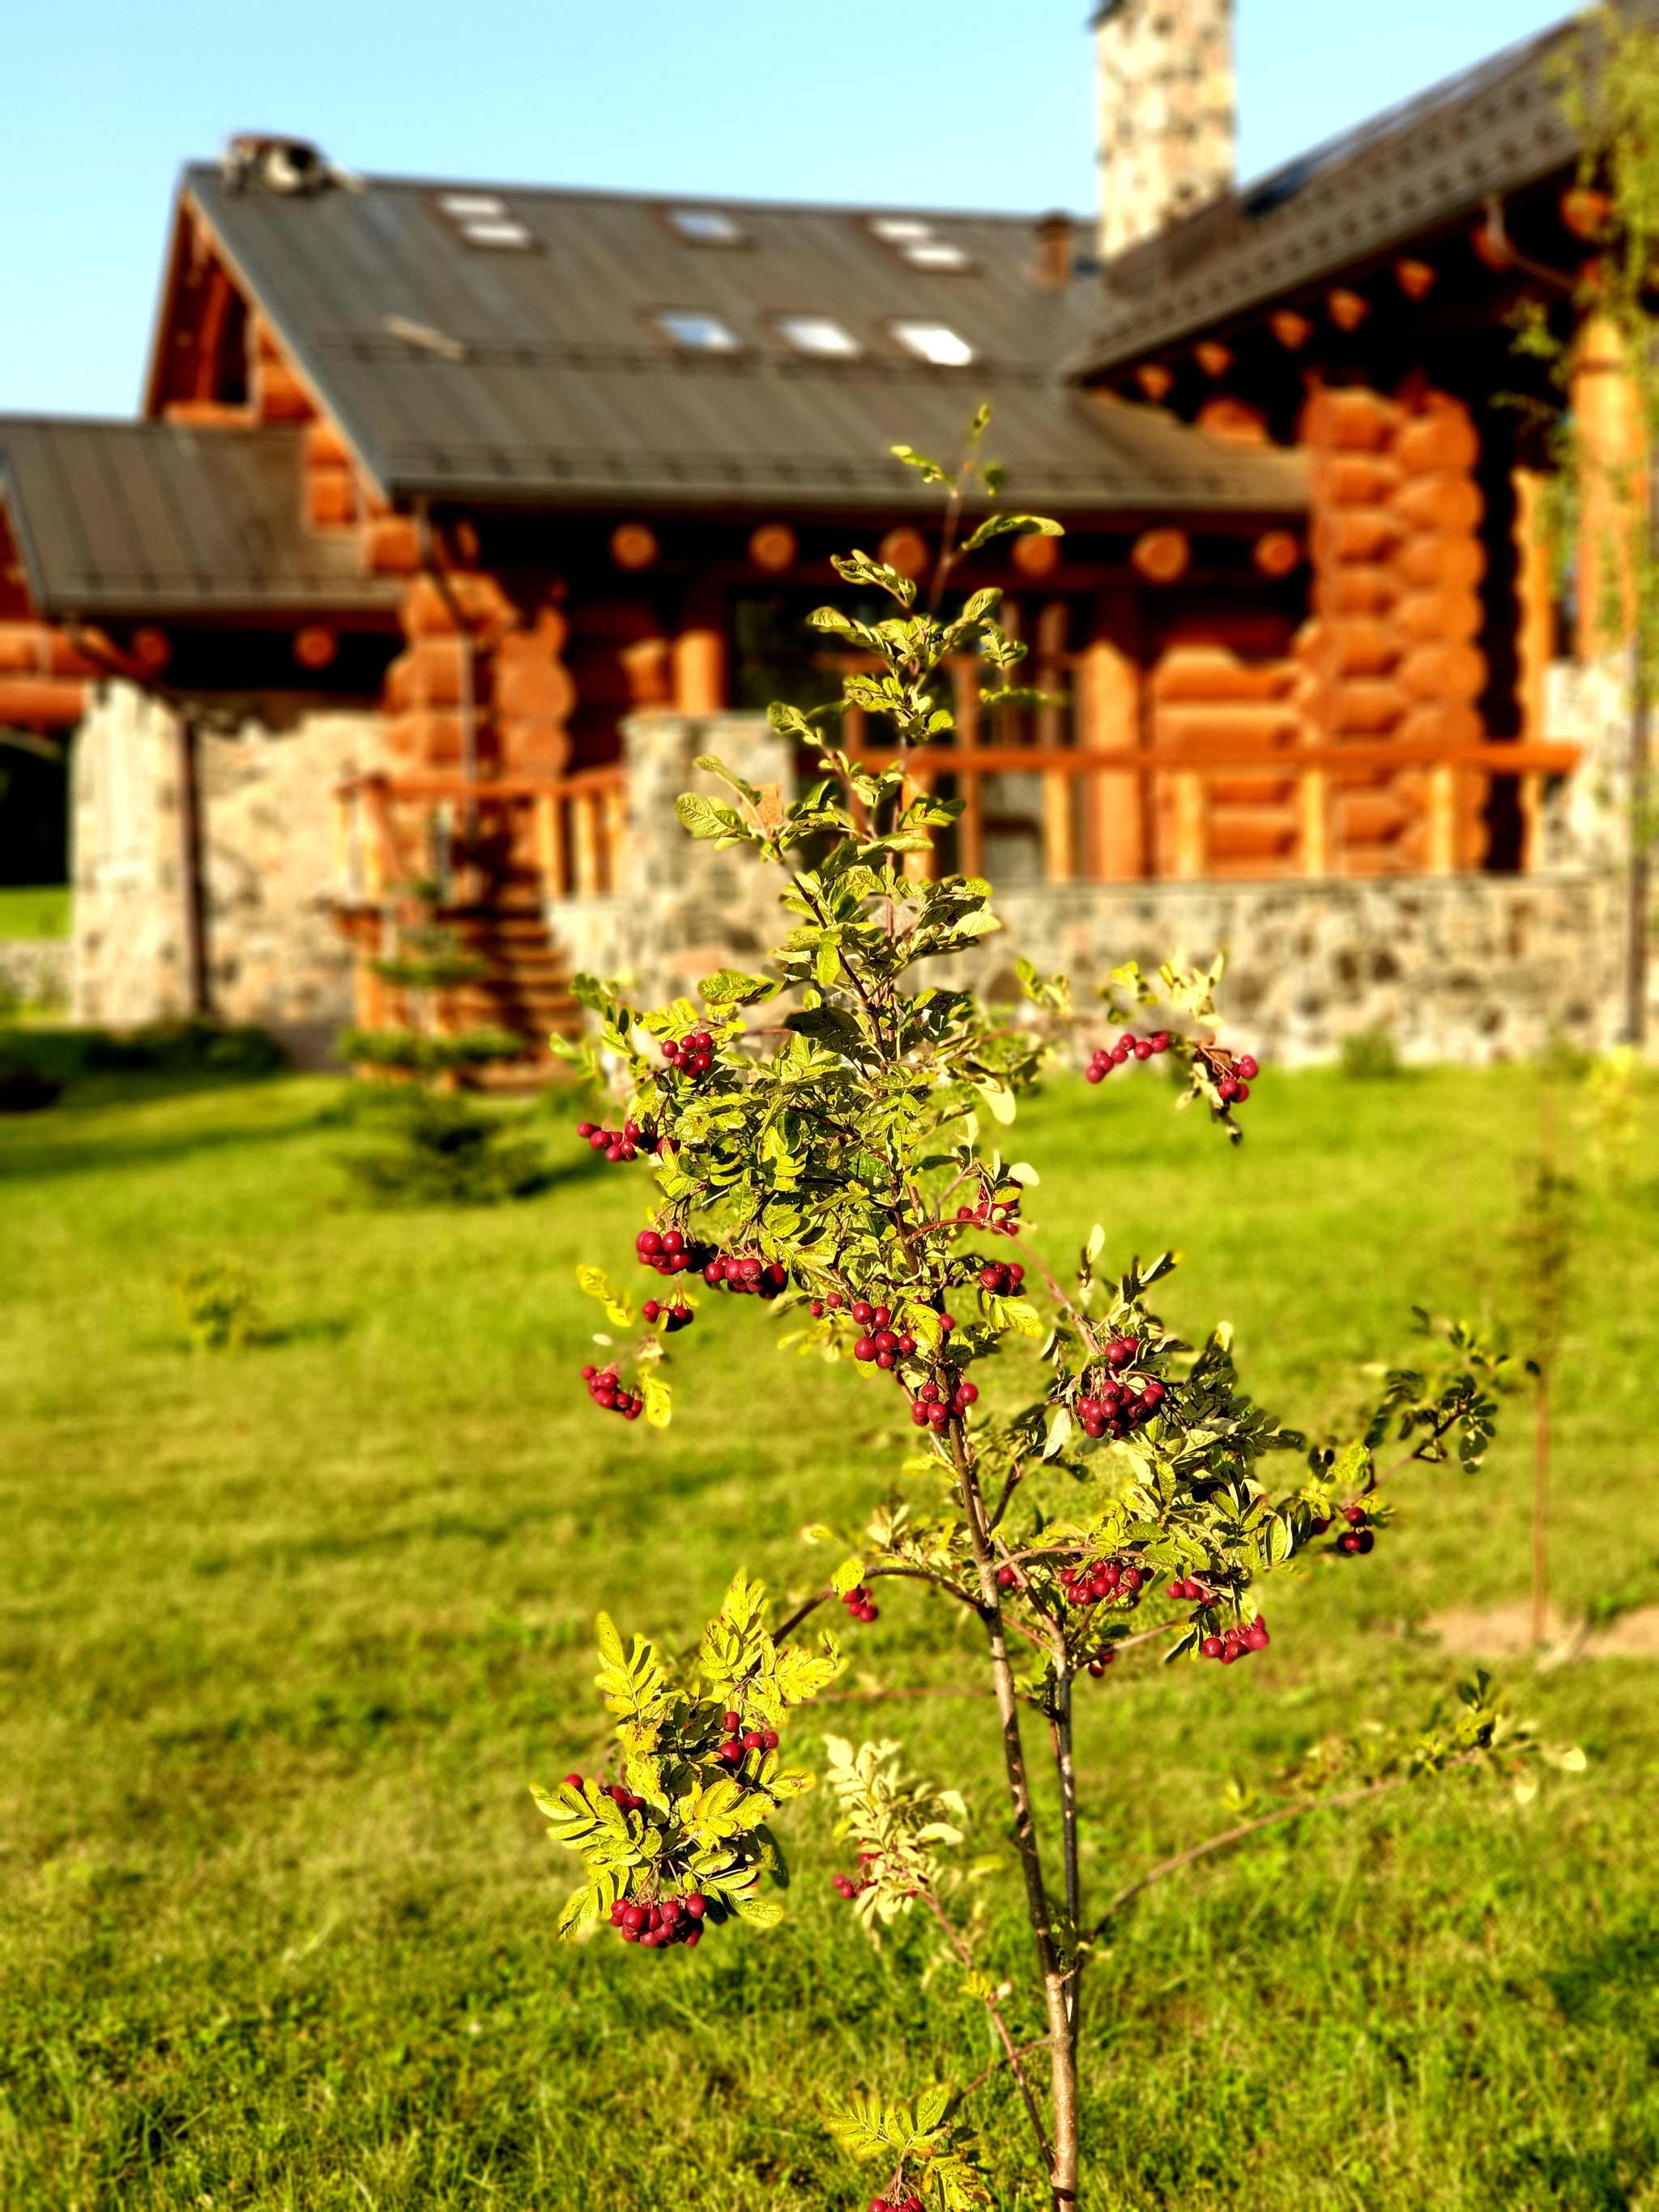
[437,872,582,1066]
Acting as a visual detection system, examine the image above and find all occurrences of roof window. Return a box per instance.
[868,215,974,272]
[655,309,742,352]
[437,192,535,249]
[774,314,862,359]
[890,320,975,367]
[668,207,747,245]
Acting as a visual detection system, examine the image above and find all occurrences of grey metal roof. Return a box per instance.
[0,417,400,618]
[177,168,1305,516]
[1073,6,1614,378]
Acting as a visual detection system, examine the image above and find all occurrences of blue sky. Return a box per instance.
[0,0,1573,416]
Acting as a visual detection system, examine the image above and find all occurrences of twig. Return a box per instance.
[923,1894,1052,2167]
[961,2035,1051,2103]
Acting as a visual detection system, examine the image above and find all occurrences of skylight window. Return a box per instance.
[655,309,742,352]
[774,313,861,359]
[868,215,974,272]
[668,207,746,245]
[891,320,975,367]
[437,191,535,249]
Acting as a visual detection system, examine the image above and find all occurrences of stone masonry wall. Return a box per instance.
[548,711,1647,1066]
[197,705,382,1061]
[0,939,70,1009]
[72,681,195,1027]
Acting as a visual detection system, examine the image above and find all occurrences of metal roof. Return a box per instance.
[177,168,1305,516]
[0,417,400,619]
[1073,6,1623,378]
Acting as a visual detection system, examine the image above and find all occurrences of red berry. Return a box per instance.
[742,1731,764,1752]
[563,1771,583,1790]
[854,1336,877,1362]
[1245,1620,1270,1652]
[897,1333,915,1355]
[1086,1066,1105,1085]
[762,1728,778,1750]
[723,1711,741,1731]
[1344,1504,1367,1526]
[851,1302,875,1326]
[810,1301,825,1319]
[684,1892,706,1919]
[957,1381,979,1405]
[1202,1634,1225,1659]
[1238,1054,1260,1081]
[684,1925,702,1948]
[718,1739,743,1764]
[1134,1040,1153,1061]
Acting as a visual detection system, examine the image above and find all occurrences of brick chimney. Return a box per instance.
[1094,0,1235,262]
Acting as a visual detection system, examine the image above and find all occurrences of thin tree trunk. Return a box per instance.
[1532,1370,1551,1650]
[950,1426,1079,2207]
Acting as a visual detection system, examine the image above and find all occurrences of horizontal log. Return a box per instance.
[1391,474,1484,533]
[1303,387,1400,452]
[1399,641,1487,703]
[1327,618,1399,677]
[1337,791,1414,842]
[1208,812,1300,860]
[1314,453,1401,506]
[306,468,356,529]
[1392,589,1482,645]
[384,636,464,709]
[1150,646,1299,702]
[853,740,1580,776]
[399,571,517,638]
[363,516,422,575]
[1154,702,1303,744]
[339,768,623,801]
[1317,566,1395,617]
[1313,508,1401,564]
[304,420,355,468]
[0,676,87,725]
[1395,699,1482,747]
[1328,678,1407,733]
[1394,411,1479,476]
[1208,776,1299,807]
[0,624,100,678]
[1393,531,1488,591]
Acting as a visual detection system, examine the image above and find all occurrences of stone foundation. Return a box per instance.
[546,711,1650,1065]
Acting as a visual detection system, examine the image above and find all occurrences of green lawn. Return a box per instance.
[1,1058,1657,2210]
[0,886,70,940]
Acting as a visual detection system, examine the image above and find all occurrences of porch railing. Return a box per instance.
[333,767,629,907]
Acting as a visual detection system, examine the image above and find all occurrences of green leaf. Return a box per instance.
[576,1265,633,1328]
[699,969,780,1006]
[675,792,748,844]
[642,1370,672,1430]
[731,1893,785,1929]
[959,512,1064,556]
[831,1557,866,1598]
[973,1079,1016,1127]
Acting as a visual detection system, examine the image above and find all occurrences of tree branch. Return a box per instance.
[923,1893,1052,2169]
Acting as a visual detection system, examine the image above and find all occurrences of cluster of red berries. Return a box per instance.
[1077,1375,1166,1439]
[641,1298,693,1332]
[1166,1575,1218,1605]
[661,1029,717,1079]
[1061,1558,1145,1608]
[1333,1502,1375,1554]
[581,1365,644,1419]
[578,1119,646,1161]
[851,1302,918,1366]
[977,1258,1026,1298]
[713,1710,781,1765]
[909,1377,979,1430]
[635,1228,713,1277]
[869,2192,924,2211]
[833,1850,879,1902]
[705,1253,790,1298]
[1214,1054,1259,1106]
[842,1583,881,1625]
[608,1893,706,1948]
[565,1771,648,1815]
[1201,1616,1270,1664]
[1085,1650,1118,1677]
[1086,1030,1173,1081]
[956,1194,1020,1237]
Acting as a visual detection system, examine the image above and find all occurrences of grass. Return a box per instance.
[0,886,70,940]
[1,1056,1657,2210]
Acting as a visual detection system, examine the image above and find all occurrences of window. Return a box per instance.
[655,309,742,352]
[774,313,861,359]
[437,191,535,249]
[890,320,975,367]
[667,207,746,245]
[868,215,974,272]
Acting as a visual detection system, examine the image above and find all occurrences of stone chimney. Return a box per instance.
[1094,0,1235,262]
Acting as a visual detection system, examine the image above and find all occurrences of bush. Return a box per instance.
[1340,1023,1402,1080]
[338,1025,527,1079]
[174,1259,267,1349]
[0,1061,62,1113]
[340,1089,548,1207]
[83,1016,285,1076]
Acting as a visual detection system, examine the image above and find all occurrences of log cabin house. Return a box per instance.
[0,2,1648,1063]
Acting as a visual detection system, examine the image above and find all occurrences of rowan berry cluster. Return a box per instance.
[852,1301,917,1366]
[1061,1558,1145,1608]
[909,1377,979,1430]
[578,1119,646,1161]
[869,2191,923,2211]
[976,1258,1026,1298]
[1086,1029,1172,1081]
[956,1192,1021,1236]
[713,1710,781,1765]
[581,1364,643,1419]
[564,1771,648,1814]
[1166,1575,1218,1606]
[1200,1615,1271,1664]
[705,1253,790,1298]
[608,1892,707,1948]
[1335,1502,1376,1554]
[660,1029,716,1079]
[634,1228,714,1277]
[842,1583,880,1625]
[1077,1340,1166,1438]
[832,1851,878,1902]
[1202,1050,1260,1108]
[641,1298,694,1332]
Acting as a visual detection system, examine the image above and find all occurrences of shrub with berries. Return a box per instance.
[536,416,1576,2211]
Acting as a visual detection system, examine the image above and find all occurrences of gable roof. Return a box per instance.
[0,417,399,619]
[1073,5,1624,380]
[165,167,1306,517]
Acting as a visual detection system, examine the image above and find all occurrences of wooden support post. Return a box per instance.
[1518,771,1544,874]
[1428,762,1458,873]
[603,782,627,893]
[1174,772,1209,879]
[574,792,602,897]
[1512,467,1554,742]
[1078,599,1142,879]
[535,791,563,900]
[1299,769,1333,876]
[1573,317,1644,662]
[673,627,727,714]
[1042,772,1075,882]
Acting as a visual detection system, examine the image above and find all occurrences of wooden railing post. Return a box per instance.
[1077,609,1143,879]
[1428,763,1458,874]
[1174,771,1209,879]
[535,791,565,899]
[574,791,602,897]
[603,782,627,895]
[1042,771,1075,883]
[1518,770,1544,874]
[1299,769,1332,876]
